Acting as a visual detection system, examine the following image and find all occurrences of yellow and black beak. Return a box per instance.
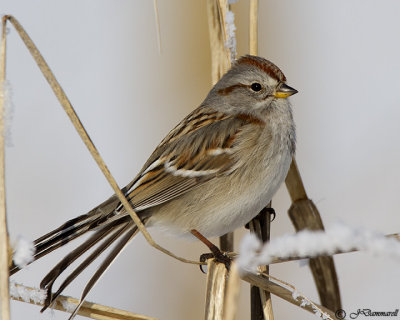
[274,83,298,98]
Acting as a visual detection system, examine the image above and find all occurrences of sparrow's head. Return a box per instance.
[206,55,297,115]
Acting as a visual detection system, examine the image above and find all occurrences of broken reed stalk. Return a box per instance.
[285,161,342,311]
[1,15,199,266]
[0,15,11,320]
[11,284,157,320]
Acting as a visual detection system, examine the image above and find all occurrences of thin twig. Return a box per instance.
[241,273,335,319]
[2,15,199,266]
[153,0,162,54]
[0,15,11,320]
[264,273,334,320]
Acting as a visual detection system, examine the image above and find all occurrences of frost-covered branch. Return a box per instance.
[10,282,156,320]
[238,222,400,274]
[9,281,46,305]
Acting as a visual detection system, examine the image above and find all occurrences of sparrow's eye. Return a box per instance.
[250,82,262,92]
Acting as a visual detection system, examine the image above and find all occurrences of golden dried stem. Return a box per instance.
[205,2,238,319]
[206,0,231,85]
[248,1,274,319]
[2,15,199,266]
[204,259,229,320]
[207,0,235,264]
[0,15,10,320]
[215,0,231,66]
[11,283,157,320]
[249,0,258,55]
[223,263,240,320]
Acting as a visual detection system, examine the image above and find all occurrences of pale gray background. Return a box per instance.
[2,1,400,319]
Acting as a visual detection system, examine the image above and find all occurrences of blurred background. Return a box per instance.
[2,1,400,319]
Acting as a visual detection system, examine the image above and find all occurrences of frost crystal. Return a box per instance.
[225,10,237,62]
[12,235,35,268]
[10,281,47,304]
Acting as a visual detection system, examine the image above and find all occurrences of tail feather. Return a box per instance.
[39,215,131,292]
[68,224,138,320]
[40,216,134,312]
[9,193,141,318]
[9,196,121,275]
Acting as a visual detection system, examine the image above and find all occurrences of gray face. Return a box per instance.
[202,56,289,116]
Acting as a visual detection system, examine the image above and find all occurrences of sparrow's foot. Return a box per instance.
[199,251,232,272]
[264,207,276,222]
[191,229,232,271]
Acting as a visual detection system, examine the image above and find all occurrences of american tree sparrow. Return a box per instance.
[10,55,297,315]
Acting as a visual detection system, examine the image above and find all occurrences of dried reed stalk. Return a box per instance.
[204,2,238,319]
[11,284,157,320]
[206,0,235,253]
[249,0,258,55]
[1,15,199,266]
[206,0,231,86]
[204,259,229,320]
[223,263,240,320]
[248,1,274,319]
[0,15,10,320]
[285,161,342,311]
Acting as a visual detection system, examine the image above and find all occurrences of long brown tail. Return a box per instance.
[9,195,140,319]
[9,195,121,275]
[40,215,138,317]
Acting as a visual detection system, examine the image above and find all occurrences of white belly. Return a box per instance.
[147,146,293,238]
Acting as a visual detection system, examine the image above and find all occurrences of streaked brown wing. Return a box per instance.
[123,107,251,211]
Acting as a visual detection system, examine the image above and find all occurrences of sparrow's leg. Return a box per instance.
[190,229,231,271]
